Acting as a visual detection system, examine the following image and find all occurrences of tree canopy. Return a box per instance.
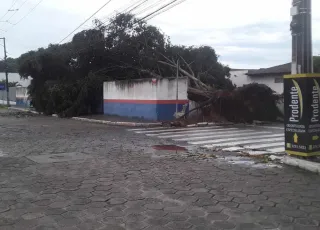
[0,58,18,72]
[17,13,232,117]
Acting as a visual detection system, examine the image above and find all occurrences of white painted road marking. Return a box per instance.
[174,131,269,141]
[155,128,240,138]
[129,125,285,155]
[146,127,235,137]
[135,126,220,134]
[203,137,284,149]
[189,134,283,145]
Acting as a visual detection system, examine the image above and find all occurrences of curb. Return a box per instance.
[270,155,320,174]
[71,117,162,127]
[8,107,162,127]
[8,107,39,114]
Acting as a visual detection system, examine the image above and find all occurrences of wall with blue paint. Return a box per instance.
[16,87,30,108]
[103,78,189,121]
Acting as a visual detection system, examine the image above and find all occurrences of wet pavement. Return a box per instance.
[0,110,319,230]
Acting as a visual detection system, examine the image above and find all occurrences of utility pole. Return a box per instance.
[291,0,313,74]
[176,59,179,114]
[0,37,10,107]
[284,0,319,157]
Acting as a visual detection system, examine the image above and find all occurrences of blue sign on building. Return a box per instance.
[0,84,5,90]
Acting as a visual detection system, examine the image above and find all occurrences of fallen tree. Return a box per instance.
[158,57,281,123]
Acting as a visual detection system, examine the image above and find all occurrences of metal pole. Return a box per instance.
[2,38,10,107]
[176,59,179,114]
[291,0,313,74]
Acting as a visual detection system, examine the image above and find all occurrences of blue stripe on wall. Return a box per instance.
[104,102,189,121]
[16,98,30,107]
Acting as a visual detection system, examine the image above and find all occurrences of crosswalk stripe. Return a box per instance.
[135,126,220,134]
[173,131,269,141]
[158,128,240,139]
[244,142,284,150]
[149,128,240,138]
[128,127,169,131]
[203,137,284,149]
[257,126,284,130]
[189,134,283,145]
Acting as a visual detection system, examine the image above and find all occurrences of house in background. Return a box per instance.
[229,63,291,94]
[0,72,31,106]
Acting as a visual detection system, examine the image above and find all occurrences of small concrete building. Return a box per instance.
[103,77,189,121]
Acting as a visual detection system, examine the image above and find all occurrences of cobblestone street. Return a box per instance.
[0,111,319,230]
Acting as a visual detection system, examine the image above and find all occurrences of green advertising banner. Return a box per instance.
[284,74,320,156]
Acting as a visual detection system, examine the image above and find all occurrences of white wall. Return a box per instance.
[229,70,283,94]
[104,78,188,100]
[229,70,250,87]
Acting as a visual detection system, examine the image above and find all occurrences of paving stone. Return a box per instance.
[145,203,164,210]
[206,205,224,213]
[238,204,260,212]
[211,220,236,229]
[294,218,319,226]
[207,213,229,221]
[109,198,127,205]
[283,209,308,218]
[219,201,239,208]
[236,223,263,230]
[22,212,45,220]
[233,197,252,204]
[213,195,233,202]
[228,192,247,198]
[166,221,193,229]
[0,113,319,230]
[164,206,187,213]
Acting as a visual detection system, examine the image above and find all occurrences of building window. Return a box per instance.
[275,77,283,83]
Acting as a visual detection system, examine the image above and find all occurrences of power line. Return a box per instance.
[58,0,113,44]
[98,0,149,26]
[73,0,187,55]
[127,0,149,13]
[142,0,187,21]
[7,0,30,22]
[134,0,163,15]
[6,0,44,31]
[0,0,19,21]
[136,0,180,23]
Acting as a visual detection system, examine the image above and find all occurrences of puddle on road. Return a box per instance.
[152,145,186,151]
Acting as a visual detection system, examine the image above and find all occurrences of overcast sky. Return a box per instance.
[0,0,319,69]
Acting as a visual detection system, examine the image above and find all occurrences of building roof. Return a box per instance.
[247,63,291,76]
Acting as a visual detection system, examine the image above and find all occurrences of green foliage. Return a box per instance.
[0,58,18,72]
[17,13,231,117]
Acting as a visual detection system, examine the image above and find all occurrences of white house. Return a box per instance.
[229,63,291,94]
